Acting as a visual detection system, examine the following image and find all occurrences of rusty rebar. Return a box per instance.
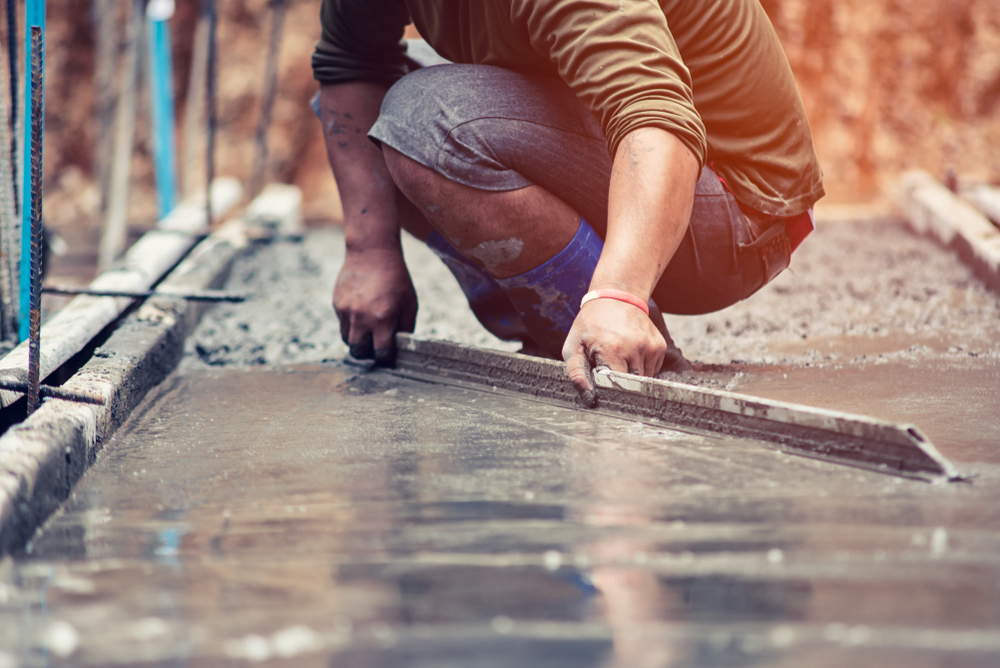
[249,0,287,197]
[0,379,105,405]
[0,22,18,343]
[205,0,217,228]
[41,285,248,302]
[6,0,18,216]
[26,25,43,415]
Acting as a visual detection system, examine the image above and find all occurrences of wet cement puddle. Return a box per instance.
[2,365,999,666]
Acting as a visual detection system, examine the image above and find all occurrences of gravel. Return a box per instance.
[184,229,516,368]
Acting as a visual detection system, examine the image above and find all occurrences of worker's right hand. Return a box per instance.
[563,298,667,407]
[333,248,418,366]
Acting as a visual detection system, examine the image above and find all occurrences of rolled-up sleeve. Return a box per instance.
[312,0,411,87]
[511,0,707,166]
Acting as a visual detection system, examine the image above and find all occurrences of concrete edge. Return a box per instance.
[899,170,1000,294]
[0,186,301,555]
[961,183,1000,227]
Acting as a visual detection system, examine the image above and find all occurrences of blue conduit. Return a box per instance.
[147,0,177,219]
[18,0,44,343]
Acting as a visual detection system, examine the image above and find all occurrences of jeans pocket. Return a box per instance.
[739,217,791,298]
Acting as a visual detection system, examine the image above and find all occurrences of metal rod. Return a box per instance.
[97,0,142,271]
[204,0,217,229]
[25,24,41,415]
[0,179,244,411]
[180,8,207,198]
[249,0,286,197]
[5,0,18,216]
[0,16,19,343]
[92,0,119,215]
[41,286,247,302]
[0,379,104,405]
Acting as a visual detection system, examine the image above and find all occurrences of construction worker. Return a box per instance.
[312,0,823,405]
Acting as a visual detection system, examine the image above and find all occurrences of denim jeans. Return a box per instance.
[368,62,798,316]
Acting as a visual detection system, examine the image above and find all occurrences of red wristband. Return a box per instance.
[580,289,650,316]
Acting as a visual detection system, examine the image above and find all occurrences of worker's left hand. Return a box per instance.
[563,298,667,407]
[334,248,418,367]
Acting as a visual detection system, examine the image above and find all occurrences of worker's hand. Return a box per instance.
[333,248,417,367]
[563,299,667,407]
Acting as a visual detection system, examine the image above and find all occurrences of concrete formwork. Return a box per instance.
[900,170,1000,295]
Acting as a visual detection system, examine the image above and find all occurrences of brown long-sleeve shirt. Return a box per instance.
[312,0,824,217]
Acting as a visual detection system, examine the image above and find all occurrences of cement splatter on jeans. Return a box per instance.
[467,237,524,272]
[494,218,603,356]
[426,231,532,342]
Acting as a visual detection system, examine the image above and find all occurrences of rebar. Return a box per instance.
[0,379,104,405]
[0,25,19,342]
[26,25,41,414]
[97,0,143,271]
[91,0,119,214]
[5,0,18,216]
[41,286,248,302]
[249,0,287,197]
[205,0,217,228]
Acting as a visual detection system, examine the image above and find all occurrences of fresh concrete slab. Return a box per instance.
[1,364,996,665]
[185,215,1000,467]
[0,191,996,665]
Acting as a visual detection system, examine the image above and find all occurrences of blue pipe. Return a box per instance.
[18,0,44,342]
[147,0,177,219]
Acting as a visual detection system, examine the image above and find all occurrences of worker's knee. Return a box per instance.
[379,64,486,131]
[381,145,446,208]
[371,64,541,197]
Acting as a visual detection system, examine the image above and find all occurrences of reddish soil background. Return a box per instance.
[19,0,1000,245]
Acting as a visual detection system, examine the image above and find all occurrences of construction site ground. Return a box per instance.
[186,213,1000,464]
[1,214,999,665]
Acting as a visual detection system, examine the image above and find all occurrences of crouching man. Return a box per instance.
[311,0,823,404]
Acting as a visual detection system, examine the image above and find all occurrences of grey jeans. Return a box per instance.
[364,62,792,315]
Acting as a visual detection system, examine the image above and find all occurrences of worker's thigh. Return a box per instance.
[370,63,771,316]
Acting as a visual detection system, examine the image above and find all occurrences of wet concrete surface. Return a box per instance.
[2,216,999,665]
[186,218,999,465]
[2,365,1000,666]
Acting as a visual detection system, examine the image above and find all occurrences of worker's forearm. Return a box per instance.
[319,82,401,253]
[592,128,700,300]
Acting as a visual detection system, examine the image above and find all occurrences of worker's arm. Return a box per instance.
[562,127,699,400]
[320,82,417,361]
